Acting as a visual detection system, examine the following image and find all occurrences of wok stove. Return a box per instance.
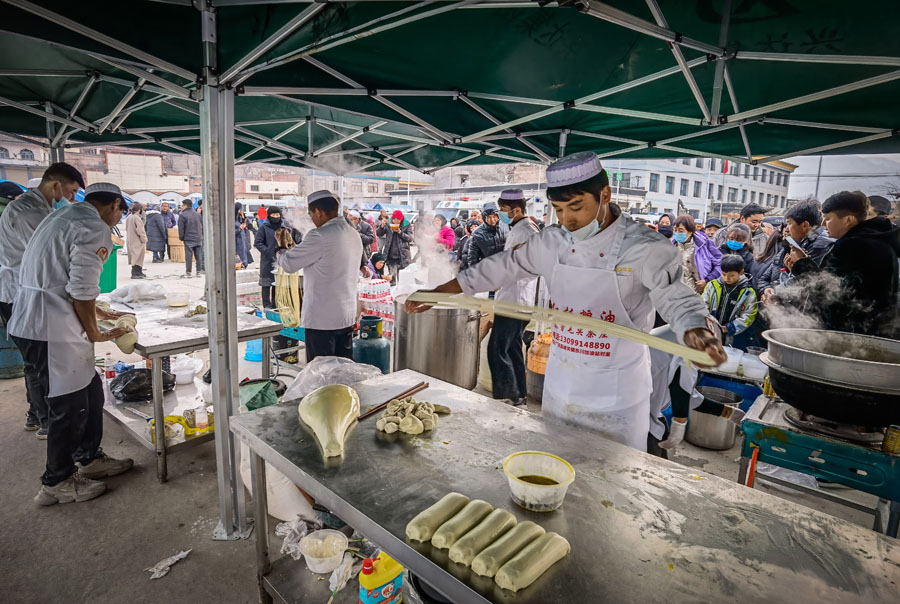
[739,395,900,537]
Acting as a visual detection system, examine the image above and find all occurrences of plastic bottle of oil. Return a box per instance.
[359,552,404,604]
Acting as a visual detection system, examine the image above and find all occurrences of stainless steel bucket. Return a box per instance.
[685,387,743,450]
[393,297,481,389]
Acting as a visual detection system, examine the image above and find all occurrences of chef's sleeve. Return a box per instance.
[67,227,109,301]
[457,231,546,295]
[277,228,323,272]
[641,240,709,343]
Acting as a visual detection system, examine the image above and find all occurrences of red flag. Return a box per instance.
[722,160,729,174]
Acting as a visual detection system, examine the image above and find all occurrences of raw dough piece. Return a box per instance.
[494,532,570,592]
[116,315,138,328]
[375,418,387,431]
[115,326,138,354]
[431,500,493,550]
[384,422,399,434]
[298,384,360,458]
[406,493,470,542]
[432,404,451,415]
[448,508,517,566]
[399,414,424,435]
[471,521,545,578]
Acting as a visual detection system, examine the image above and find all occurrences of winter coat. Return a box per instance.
[377,222,413,268]
[438,225,456,250]
[125,212,147,265]
[714,219,769,252]
[235,213,252,267]
[792,217,900,337]
[753,252,786,293]
[467,222,508,267]
[703,275,758,337]
[178,208,203,247]
[458,235,473,270]
[762,226,833,290]
[674,230,721,282]
[145,210,167,253]
[255,217,302,287]
[161,210,177,229]
[356,219,375,258]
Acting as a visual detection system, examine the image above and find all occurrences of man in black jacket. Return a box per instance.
[255,207,302,309]
[789,191,900,337]
[466,204,508,267]
[178,200,204,276]
[377,210,413,277]
[347,210,375,259]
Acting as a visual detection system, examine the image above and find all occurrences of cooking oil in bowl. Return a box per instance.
[516,475,559,486]
[503,451,575,512]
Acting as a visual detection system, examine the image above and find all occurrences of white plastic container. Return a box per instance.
[503,451,575,512]
[741,355,768,379]
[167,292,190,307]
[719,346,744,374]
[173,357,204,385]
[299,529,348,574]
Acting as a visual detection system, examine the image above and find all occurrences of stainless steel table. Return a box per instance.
[105,300,282,482]
[232,370,900,604]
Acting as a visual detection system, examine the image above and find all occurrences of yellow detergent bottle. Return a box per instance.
[359,553,404,604]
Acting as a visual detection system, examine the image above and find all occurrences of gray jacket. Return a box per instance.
[178,208,203,247]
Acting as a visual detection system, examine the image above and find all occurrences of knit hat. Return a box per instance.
[392,210,404,221]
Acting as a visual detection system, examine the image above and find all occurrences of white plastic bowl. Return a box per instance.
[167,292,190,307]
[741,355,768,379]
[719,346,744,374]
[299,529,348,574]
[503,451,575,512]
[174,358,204,385]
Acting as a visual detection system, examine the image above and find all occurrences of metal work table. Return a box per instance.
[232,370,900,604]
[105,299,282,482]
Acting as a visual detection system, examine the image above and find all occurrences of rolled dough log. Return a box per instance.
[406,492,470,542]
[494,532,570,592]
[448,508,517,566]
[431,499,493,550]
[470,521,545,578]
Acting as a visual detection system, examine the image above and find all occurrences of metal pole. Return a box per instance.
[198,2,249,541]
[710,0,732,124]
[44,102,60,164]
[814,156,823,200]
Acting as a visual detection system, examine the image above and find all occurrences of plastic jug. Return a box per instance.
[359,552,404,604]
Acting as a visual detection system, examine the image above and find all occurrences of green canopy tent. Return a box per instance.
[1,0,898,541]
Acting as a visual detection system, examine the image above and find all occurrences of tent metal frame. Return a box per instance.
[1,0,898,543]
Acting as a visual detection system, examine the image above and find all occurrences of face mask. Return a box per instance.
[657,225,673,238]
[673,232,688,243]
[726,240,744,251]
[53,198,70,211]
[563,206,603,242]
[498,212,512,225]
[269,217,282,227]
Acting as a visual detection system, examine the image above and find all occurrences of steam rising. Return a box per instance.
[411,218,458,288]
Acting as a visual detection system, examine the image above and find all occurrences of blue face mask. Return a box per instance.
[726,240,744,251]
[498,211,512,225]
[53,198,70,211]
[673,232,688,243]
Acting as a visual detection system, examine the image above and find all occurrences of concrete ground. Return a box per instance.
[0,248,882,603]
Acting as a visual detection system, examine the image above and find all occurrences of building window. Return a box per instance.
[649,173,659,192]
[776,173,782,186]
[717,185,723,201]
[769,171,774,184]
[766,193,771,205]
[20,149,34,161]
[783,174,789,188]
[665,176,674,195]
[351,181,362,193]
[744,165,750,178]
[384,184,395,192]
[693,181,701,197]
[249,184,259,192]
[741,189,747,203]
[728,187,738,202]
[751,191,756,203]
[753,167,759,180]
[682,158,690,166]
[731,163,739,175]
[707,183,714,199]
[679,178,688,196]
[0,147,8,159]
[710,159,718,172]
[621,172,631,187]
[781,196,786,207]
[367,182,378,193]
[761,169,767,183]
[695,158,703,168]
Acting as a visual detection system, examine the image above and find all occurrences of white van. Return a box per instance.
[434,199,491,223]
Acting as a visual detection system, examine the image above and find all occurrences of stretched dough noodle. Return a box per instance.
[494,532,570,592]
[406,492,470,542]
[470,521,545,578]
[448,508,517,566]
[430,499,493,550]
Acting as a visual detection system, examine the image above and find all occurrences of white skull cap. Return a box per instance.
[27,177,41,188]
[348,210,361,219]
[84,182,122,196]
[546,151,604,187]
[308,189,339,204]
[500,188,525,201]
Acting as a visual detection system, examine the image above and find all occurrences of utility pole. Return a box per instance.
[814,156,823,199]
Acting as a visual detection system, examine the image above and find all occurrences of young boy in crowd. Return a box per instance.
[702,255,758,346]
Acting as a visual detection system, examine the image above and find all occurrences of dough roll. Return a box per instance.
[430,499,493,550]
[470,521,545,578]
[406,493,470,542]
[494,532,570,592]
[448,508,517,566]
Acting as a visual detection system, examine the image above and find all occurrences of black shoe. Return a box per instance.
[131,274,146,280]
[24,415,40,431]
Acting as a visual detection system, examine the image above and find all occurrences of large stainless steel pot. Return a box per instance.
[393,297,481,389]
[685,387,743,450]
[763,328,900,391]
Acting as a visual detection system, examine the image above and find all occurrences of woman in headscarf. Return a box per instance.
[235,202,252,268]
[366,252,391,281]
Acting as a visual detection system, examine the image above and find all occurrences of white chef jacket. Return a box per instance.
[648,325,704,439]
[457,208,709,343]
[277,216,362,331]
[9,201,112,341]
[0,188,52,304]
[495,216,541,306]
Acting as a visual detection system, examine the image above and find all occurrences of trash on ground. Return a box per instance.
[145,549,191,579]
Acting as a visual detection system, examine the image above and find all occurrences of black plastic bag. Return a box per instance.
[110,368,176,402]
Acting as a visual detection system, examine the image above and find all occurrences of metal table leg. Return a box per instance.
[250,451,272,604]
[888,501,900,538]
[151,359,167,483]
[261,336,272,381]
[737,455,749,486]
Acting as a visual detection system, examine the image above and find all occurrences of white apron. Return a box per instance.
[542,223,652,451]
[21,284,97,398]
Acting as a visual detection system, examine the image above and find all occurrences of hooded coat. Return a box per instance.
[673,230,721,282]
[377,210,413,268]
[255,214,302,287]
[145,209,167,253]
[466,220,508,267]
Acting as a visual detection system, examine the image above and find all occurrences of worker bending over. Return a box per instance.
[9,183,135,505]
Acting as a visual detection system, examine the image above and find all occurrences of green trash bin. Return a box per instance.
[100,244,122,294]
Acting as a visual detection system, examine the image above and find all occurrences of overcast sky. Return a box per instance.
[786,154,900,201]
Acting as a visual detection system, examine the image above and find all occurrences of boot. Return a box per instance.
[261,286,274,310]
[131,266,145,280]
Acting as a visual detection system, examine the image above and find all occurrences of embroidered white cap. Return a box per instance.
[27,177,41,188]
[308,190,339,204]
[499,188,525,201]
[84,182,122,196]
[348,210,361,219]
[546,151,604,187]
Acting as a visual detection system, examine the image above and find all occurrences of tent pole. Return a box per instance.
[457,95,552,162]
[558,129,568,159]
[722,65,752,160]
[585,1,722,55]
[0,95,87,132]
[737,51,900,67]
[762,118,884,134]
[757,131,896,164]
[44,102,62,163]
[709,0,732,123]
[313,121,387,156]
[197,2,250,542]
[98,79,145,134]
[52,74,98,146]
